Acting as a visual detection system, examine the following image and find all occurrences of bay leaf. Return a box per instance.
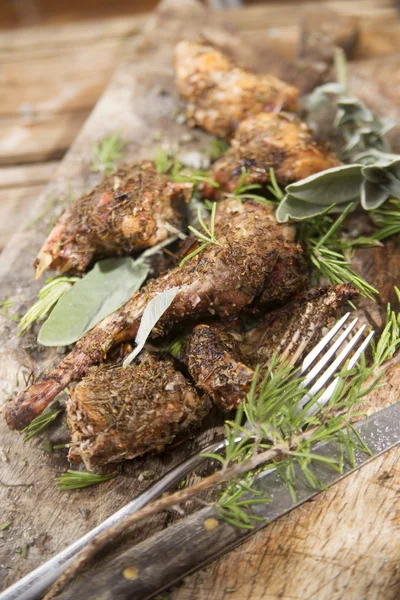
[123,287,179,367]
[286,164,363,204]
[38,258,149,347]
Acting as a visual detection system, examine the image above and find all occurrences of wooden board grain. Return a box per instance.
[0,1,400,599]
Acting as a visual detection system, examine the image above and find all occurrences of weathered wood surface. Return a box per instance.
[0,1,400,599]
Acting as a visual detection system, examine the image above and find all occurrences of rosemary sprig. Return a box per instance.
[91,132,127,175]
[180,202,220,266]
[371,286,400,367]
[56,470,117,490]
[18,276,79,335]
[224,167,277,206]
[370,199,400,240]
[298,204,378,300]
[47,291,400,597]
[154,147,177,174]
[267,167,285,201]
[21,409,62,442]
[206,138,229,161]
[0,298,19,322]
[165,334,187,358]
[155,148,219,189]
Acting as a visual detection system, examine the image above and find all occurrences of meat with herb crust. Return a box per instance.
[34,161,191,279]
[174,41,299,140]
[5,199,305,430]
[185,284,358,411]
[67,351,211,471]
[205,112,341,197]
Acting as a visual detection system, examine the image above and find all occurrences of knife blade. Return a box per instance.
[53,401,400,600]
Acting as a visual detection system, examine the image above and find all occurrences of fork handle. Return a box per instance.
[0,439,223,600]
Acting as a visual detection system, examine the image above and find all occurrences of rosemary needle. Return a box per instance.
[21,409,62,442]
[56,470,117,490]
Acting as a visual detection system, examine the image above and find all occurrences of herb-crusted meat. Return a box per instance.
[185,284,358,411]
[67,351,210,471]
[34,161,191,278]
[174,41,299,139]
[5,199,305,430]
[206,112,341,196]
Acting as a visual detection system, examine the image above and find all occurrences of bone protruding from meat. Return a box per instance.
[5,199,305,430]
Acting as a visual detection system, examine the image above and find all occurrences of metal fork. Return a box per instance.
[0,313,374,600]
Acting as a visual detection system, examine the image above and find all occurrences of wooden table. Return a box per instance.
[0,2,400,599]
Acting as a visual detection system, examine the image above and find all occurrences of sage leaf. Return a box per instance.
[286,164,363,204]
[360,180,389,211]
[334,97,375,128]
[302,82,345,111]
[361,159,400,209]
[354,149,400,166]
[123,287,179,367]
[38,258,149,347]
[276,194,349,223]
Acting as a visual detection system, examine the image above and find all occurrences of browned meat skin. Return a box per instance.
[184,325,254,412]
[34,161,191,278]
[185,284,358,411]
[5,199,304,430]
[174,41,299,140]
[67,351,211,471]
[242,283,359,369]
[204,112,341,198]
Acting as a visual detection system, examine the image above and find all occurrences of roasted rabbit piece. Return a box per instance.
[67,351,211,471]
[5,199,305,430]
[205,112,341,197]
[67,284,356,469]
[174,41,299,139]
[185,284,358,411]
[34,161,191,279]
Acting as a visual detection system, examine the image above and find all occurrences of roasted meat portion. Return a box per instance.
[34,161,191,278]
[241,283,358,368]
[185,284,357,411]
[5,199,305,430]
[184,324,254,412]
[174,41,299,139]
[67,351,210,471]
[205,112,341,197]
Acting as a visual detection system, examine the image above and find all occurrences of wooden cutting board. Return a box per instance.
[0,1,399,599]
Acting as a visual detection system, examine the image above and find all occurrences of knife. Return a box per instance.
[51,401,400,600]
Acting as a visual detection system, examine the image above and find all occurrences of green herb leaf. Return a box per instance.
[38,258,149,347]
[206,138,229,161]
[21,408,62,442]
[370,199,400,240]
[0,521,11,530]
[180,202,220,266]
[361,159,400,210]
[286,165,363,204]
[56,469,117,490]
[276,194,344,222]
[123,287,179,367]
[91,132,127,175]
[19,276,79,335]
[302,82,345,112]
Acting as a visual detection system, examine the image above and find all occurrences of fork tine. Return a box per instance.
[301,312,350,373]
[303,330,375,416]
[301,323,367,406]
[302,317,359,388]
